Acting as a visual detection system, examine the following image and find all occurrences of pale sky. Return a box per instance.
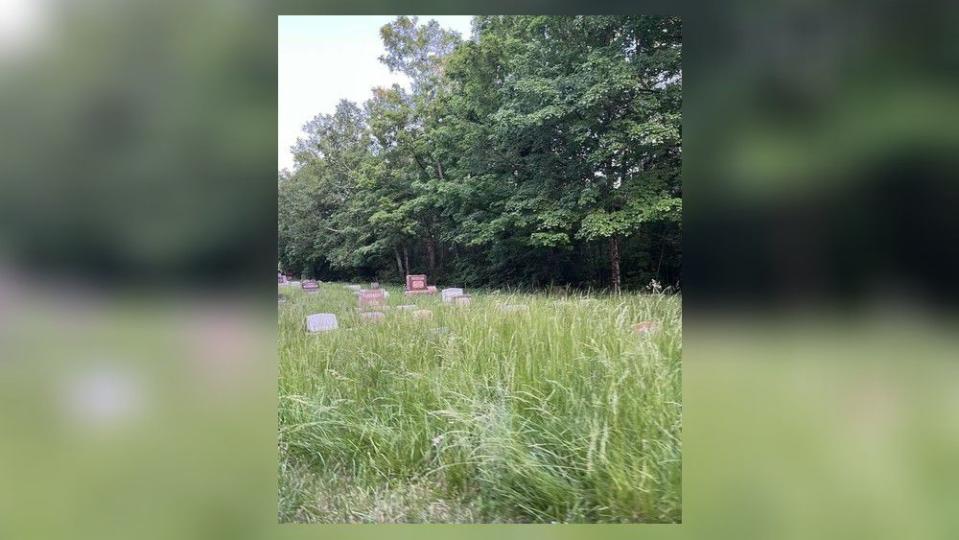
[278,15,474,172]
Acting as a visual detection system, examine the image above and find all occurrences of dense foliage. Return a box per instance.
[279,16,681,292]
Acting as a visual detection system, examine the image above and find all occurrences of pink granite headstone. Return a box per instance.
[358,289,386,310]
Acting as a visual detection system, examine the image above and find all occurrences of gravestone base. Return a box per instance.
[360,311,386,323]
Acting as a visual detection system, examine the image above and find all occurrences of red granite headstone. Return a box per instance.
[404,274,436,295]
[407,275,427,291]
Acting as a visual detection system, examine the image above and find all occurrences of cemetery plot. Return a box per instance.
[278,284,681,524]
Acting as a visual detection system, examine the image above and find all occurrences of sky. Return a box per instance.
[278,16,474,172]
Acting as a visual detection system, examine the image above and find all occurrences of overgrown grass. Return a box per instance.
[277,283,682,523]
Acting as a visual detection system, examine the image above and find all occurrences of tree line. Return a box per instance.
[279,16,682,292]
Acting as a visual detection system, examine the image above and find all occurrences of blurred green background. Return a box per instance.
[2,1,958,539]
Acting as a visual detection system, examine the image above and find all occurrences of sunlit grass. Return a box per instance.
[277,282,682,523]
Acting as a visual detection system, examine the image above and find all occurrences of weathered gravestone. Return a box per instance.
[301,280,319,293]
[441,288,464,303]
[357,289,387,310]
[396,304,417,311]
[370,282,380,289]
[277,273,286,284]
[404,274,437,295]
[289,281,301,287]
[306,313,338,333]
[412,309,433,320]
[453,295,471,307]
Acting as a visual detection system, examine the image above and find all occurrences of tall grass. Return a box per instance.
[277,283,682,523]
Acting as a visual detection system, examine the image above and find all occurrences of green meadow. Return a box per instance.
[277,283,682,523]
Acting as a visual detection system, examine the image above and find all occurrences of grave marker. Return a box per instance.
[306,313,338,333]
[358,289,387,310]
[453,295,471,307]
[404,274,437,295]
[301,280,319,292]
[441,288,464,303]
[412,309,433,320]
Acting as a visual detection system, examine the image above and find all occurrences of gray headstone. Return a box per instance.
[306,313,338,333]
[441,288,464,303]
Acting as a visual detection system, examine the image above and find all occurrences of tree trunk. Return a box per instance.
[609,236,621,294]
[425,237,437,277]
[403,246,410,276]
[394,247,404,276]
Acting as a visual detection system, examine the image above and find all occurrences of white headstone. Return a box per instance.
[441,288,464,303]
[306,313,338,333]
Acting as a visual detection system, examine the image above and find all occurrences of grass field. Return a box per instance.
[277,283,682,523]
